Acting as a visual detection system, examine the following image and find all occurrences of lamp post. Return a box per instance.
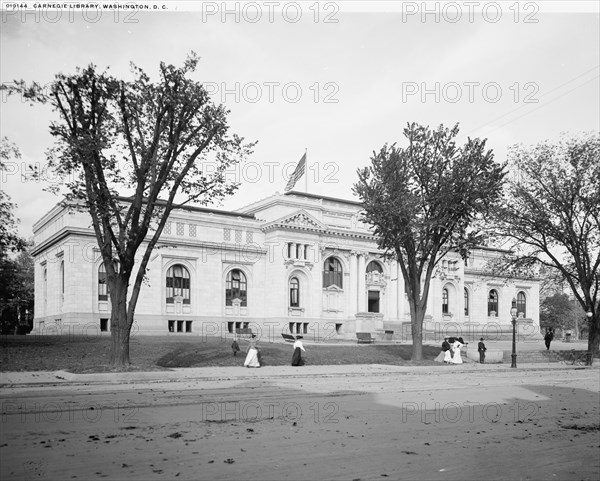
[511,298,518,368]
[586,310,593,365]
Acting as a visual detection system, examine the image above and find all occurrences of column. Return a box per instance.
[357,253,366,312]
[349,252,358,315]
[396,261,404,321]
[385,261,392,320]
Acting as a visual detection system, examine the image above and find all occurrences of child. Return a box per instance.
[231,338,240,357]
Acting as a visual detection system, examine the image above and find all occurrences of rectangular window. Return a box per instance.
[335,323,342,334]
[186,321,192,333]
[168,320,175,332]
[368,290,380,313]
[177,320,184,332]
[228,322,234,333]
[289,322,294,334]
[100,318,109,332]
[303,323,308,334]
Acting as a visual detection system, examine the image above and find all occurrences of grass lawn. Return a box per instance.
[0,335,440,373]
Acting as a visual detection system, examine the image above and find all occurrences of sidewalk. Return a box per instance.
[1,360,597,388]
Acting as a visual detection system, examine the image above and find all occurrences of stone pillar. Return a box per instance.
[385,262,392,321]
[357,253,366,312]
[349,251,358,315]
[396,261,404,320]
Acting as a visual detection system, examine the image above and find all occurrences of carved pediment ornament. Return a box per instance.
[281,212,324,230]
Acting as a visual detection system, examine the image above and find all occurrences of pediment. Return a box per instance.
[262,210,327,232]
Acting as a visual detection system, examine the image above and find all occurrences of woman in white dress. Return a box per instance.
[243,335,260,368]
[448,338,463,364]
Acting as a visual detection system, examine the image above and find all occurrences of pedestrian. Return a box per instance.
[478,337,487,364]
[291,335,306,366]
[243,335,260,368]
[447,336,456,361]
[231,338,240,357]
[434,337,452,363]
[448,337,464,364]
[544,328,554,350]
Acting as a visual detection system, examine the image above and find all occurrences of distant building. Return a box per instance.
[30,191,540,341]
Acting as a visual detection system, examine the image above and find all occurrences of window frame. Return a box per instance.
[517,291,526,317]
[226,268,247,306]
[166,264,191,305]
[442,288,449,314]
[488,289,499,316]
[323,257,343,289]
[290,277,300,307]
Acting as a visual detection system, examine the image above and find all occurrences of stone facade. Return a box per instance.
[30,191,540,341]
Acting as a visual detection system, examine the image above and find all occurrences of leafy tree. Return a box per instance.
[0,138,26,260]
[539,293,584,335]
[0,249,34,334]
[492,133,599,363]
[354,123,506,360]
[7,53,255,367]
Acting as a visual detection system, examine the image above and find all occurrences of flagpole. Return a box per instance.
[304,148,308,193]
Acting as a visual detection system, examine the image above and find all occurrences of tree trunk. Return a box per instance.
[109,283,131,368]
[410,303,426,361]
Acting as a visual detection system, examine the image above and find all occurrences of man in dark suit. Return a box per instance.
[544,328,554,350]
[478,337,487,364]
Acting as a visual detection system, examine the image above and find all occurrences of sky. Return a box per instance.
[1,1,599,239]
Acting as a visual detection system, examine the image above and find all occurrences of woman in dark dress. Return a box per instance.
[291,336,306,366]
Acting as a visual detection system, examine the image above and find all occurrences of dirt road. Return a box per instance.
[1,365,599,480]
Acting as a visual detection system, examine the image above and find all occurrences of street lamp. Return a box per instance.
[511,298,518,368]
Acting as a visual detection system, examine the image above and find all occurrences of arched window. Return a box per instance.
[59,260,65,298]
[98,264,108,301]
[290,277,300,307]
[98,260,120,301]
[517,291,526,317]
[488,289,499,316]
[442,288,449,314]
[43,266,47,309]
[166,264,191,304]
[323,257,343,288]
[366,261,383,273]
[464,288,469,316]
[226,269,247,306]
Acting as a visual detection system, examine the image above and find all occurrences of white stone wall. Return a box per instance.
[31,194,541,340]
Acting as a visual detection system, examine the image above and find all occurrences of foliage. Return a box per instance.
[354,122,506,360]
[491,132,600,358]
[0,138,26,260]
[6,53,255,367]
[540,293,585,332]
[0,249,34,335]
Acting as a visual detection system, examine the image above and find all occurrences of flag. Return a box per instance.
[284,153,306,192]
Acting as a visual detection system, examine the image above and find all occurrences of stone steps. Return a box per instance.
[501,349,586,363]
